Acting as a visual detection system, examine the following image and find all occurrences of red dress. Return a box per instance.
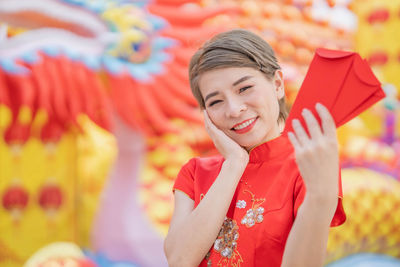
[173,135,346,267]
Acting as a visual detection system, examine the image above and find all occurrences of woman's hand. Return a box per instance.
[287,103,339,201]
[203,110,249,166]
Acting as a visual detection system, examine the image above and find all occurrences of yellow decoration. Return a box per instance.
[139,132,197,237]
[326,168,400,263]
[0,104,12,130]
[17,106,32,125]
[0,132,79,267]
[31,109,48,130]
[75,115,117,248]
[23,242,83,267]
[0,108,116,266]
[352,0,400,93]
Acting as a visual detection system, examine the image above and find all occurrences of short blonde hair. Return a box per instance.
[189,29,288,123]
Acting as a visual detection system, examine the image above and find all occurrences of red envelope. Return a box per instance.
[283,48,385,134]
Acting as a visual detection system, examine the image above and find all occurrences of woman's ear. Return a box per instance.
[274,70,285,99]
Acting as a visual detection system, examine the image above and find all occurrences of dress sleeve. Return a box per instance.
[173,158,196,200]
[293,169,346,227]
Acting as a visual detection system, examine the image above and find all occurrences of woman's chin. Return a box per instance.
[237,141,259,152]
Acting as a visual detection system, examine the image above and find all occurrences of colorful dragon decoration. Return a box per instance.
[0,0,399,266]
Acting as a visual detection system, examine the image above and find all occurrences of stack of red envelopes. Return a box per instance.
[284,48,386,134]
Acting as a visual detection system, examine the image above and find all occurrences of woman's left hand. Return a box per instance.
[287,103,339,201]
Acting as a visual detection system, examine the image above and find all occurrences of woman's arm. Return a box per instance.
[283,103,339,267]
[281,192,337,267]
[164,111,249,267]
[164,160,246,267]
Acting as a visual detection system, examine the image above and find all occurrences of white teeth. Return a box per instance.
[233,118,256,130]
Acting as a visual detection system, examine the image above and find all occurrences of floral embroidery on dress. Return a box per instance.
[236,200,246,209]
[205,251,212,266]
[213,217,243,267]
[240,190,265,228]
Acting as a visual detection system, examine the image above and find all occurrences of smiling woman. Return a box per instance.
[198,67,284,150]
[164,29,346,267]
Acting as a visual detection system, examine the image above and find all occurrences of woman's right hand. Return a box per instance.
[203,110,249,166]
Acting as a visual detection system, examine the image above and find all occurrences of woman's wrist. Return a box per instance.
[302,191,338,218]
[222,157,248,174]
[225,155,248,168]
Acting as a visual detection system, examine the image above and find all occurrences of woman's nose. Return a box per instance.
[225,99,247,118]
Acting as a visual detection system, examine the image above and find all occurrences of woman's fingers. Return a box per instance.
[292,119,309,146]
[203,110,217,135]
[302,108,323,140]
[291,105,336,145]
[315,103,337,139]
[287,131,301,151]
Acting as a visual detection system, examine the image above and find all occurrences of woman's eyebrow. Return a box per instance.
[232,75,253,86]
[204,91,219,103]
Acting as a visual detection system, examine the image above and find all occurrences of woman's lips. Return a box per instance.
[231,117,258,134]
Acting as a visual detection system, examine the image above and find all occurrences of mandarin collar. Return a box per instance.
[248,135,293,163]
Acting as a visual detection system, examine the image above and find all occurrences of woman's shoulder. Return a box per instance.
[191,155,224,169]
[184,155,225,171]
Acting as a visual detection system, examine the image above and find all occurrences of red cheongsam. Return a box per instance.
[173,135,346,267]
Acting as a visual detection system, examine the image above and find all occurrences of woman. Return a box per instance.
[164,29,346,267]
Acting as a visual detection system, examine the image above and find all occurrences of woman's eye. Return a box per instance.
[239,86,252,93]
[209,100,222,107]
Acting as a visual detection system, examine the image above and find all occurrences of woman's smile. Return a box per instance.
[231,117,258,134]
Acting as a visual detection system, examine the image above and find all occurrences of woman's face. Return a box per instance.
[199,67,284,151]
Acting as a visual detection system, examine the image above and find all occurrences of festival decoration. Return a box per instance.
[351,0,400,94]
[0,0,399,266]
[1,183,29,221]
[202,0,354,102]
[23,242,96,267]
[327,253,400,267]
[326,168,400,262]
[284,48,385,134]
[0,0,222,265]
[38,183,64,216]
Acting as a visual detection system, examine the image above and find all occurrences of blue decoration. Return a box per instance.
[84,251,140,267]
[0,59,30,75]
[148,15,168,31]
[128,64,151,81]
[42,46,61,57]
[140,61,164,75]
[87,1,107,13]
[102,56,125,75]
[20,51,40,64]
[64,48,81,61]
[62,0,85,7]
[326,253,400,267]
[152,37,178,52]
[83,56,101,71]
[151,51,171,63]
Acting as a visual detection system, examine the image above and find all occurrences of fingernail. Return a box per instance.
[302,108,310,116]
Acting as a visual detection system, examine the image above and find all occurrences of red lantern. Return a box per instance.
[368,51,389,66]
[38,184,63,213]
[2,185,29,218]
[367,8,390,24]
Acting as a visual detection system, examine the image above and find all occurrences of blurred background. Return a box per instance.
[0,0,399,266]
